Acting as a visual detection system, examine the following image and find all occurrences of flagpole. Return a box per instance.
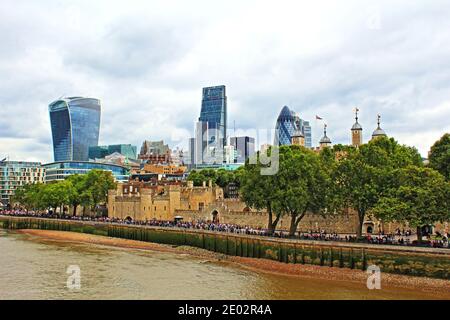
[315,116,324,147]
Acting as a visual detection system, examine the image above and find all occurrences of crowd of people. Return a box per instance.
[1,209,449,249]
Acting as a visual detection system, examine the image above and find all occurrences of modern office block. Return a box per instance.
[49,97,101,162]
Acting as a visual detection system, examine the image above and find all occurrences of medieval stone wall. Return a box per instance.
[108,185,449,235]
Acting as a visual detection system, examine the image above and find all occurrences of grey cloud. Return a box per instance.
[63,18,198,78]
[1,0,450,161]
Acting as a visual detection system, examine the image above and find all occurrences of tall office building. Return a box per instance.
[187,138,195,166]
[275,106,297,146]
[199,86,227,149]
[230,136,255,163]
[49,97,101,162]
[190,85,227,166]
[301,120,312,148]
[275,106,312,147]
[224,145,237,164]
[194,120,224,165]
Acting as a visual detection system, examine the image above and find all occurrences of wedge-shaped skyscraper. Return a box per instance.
[49,97,101,162]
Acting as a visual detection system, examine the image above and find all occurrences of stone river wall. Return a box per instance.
[1,216,449,280]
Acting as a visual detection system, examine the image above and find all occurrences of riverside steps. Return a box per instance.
[1,215,449,280]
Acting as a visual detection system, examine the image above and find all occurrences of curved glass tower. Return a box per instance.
[49,97,101,162]
[275,106,312,147]
[275,106,298,145]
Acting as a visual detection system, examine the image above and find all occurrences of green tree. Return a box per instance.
[84,170,116,215]
[333,137,423,238]
[276,146,331,236]
[239,149,281,235]
[215,169,233,188]
[240,145,330,236]
[429,133,450,180]
[12,183,44,210]
[187,170,205,186]
[373,166,450,243]
[40,181,75,214]
[187,169,218,186]
[66,174,87,216]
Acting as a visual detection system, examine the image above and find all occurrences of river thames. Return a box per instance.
[0,229,445,300]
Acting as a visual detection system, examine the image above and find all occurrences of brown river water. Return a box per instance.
[0,229,445,300]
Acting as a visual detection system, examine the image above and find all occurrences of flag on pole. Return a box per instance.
[316,115,323,120]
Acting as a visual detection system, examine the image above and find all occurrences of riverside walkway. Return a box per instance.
[1,214,449,255]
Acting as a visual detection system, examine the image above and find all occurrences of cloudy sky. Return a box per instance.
[1,0,450,162]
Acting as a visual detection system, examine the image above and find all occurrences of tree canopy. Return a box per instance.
[332,137,423,237]
[372,166,450,242]
[239,148,282,235]
[187,168,241,187]
[240,145,331,236]
[429,133,450,180]
[12,170,116,216]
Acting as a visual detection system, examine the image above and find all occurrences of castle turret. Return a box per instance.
[291,128,305,147]
[371,114,387,140]
[351,108,363,147]
[319,124,332,150]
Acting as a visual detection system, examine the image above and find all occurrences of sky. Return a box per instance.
[1,0,450,163]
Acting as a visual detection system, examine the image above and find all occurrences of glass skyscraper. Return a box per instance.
[230,136,255,163]
[275,106,297,145]
[300,120,312,148]
[49,97,101,162]
[199,86,227,148]
[194,120,224,165]
[275,106,312,147]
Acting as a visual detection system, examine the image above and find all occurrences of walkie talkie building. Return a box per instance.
[49,97,101,162]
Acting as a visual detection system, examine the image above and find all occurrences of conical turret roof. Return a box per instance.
[372,114,387,137]
[320,124,331,144]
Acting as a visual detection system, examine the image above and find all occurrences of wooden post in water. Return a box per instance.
[240,238,243,257]
[329,248,334,267]
[246,238,249,257]
[258,240,262,258]
[226,236,229,255]
[320,248,324,266]
[350,249,355,269]
[362,249,367,271]
[252,239,255,258]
